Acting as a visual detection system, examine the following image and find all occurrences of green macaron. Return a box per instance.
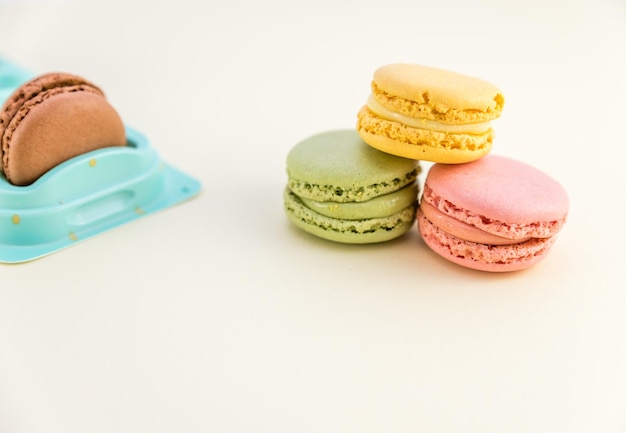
[284,129,420,244]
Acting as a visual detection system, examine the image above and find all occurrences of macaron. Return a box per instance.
[0,72,126,186]
[285,129,420,244]
[356,63,504,164]
[417,155,569,272]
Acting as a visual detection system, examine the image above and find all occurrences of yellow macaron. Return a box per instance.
[356,63,505,163]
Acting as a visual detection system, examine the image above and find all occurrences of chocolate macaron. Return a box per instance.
[0,73,126,186]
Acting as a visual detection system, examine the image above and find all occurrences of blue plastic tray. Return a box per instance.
[0,58,201,263]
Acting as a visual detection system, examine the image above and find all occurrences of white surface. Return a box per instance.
[1,0,625,432]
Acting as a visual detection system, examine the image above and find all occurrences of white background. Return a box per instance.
[1,0,625,432]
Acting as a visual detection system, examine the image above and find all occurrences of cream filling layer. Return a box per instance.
[299,183,418,221]
[366,94,492,134]
[420,201,530,245]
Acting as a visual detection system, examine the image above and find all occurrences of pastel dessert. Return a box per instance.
[417,155,569,272]
[285,129,420,244]
[357,63,504,163]
[0,72,126,186]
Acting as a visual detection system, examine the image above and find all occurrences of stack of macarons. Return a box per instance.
[285,63,569,272]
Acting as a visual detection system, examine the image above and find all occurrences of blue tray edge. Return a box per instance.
[0,163,201,264]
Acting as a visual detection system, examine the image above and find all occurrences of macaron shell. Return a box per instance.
[357,107,493,163]
[287,129,418,203]
[0,72,102,134]
[417,209,556,272]
[3,89,126,185]
[419,200,529,245]
[422,155,569,239]
[372,63,504,123]
[285,188,416,244]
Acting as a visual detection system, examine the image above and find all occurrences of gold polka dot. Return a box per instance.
[69,232,78,241]
[134,207,145,215]
[88,159,97,167]
[11,214,20,225]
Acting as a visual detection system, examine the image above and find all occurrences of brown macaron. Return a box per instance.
[0,73,126,186]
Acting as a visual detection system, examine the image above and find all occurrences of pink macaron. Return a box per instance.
[417,155,569,272]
